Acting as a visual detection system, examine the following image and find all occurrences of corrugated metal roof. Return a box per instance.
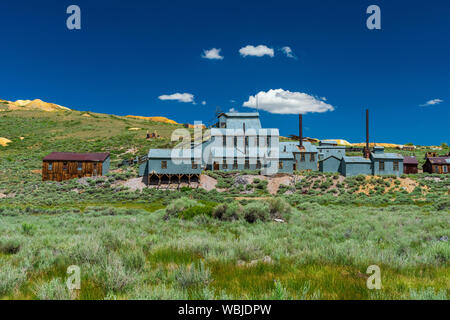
[220,112,260,118]
[299,141,318,153]
[279,142,299,153]
[148,149,173,158]
[43,152,110,162]
[371,152,403,160]
[279,152,294,159]
[280,141,317,153]
[211,128,279,136]
[149,148,202,159]
[343,156,371,163]
[428,157,450,164]
[403,156,418,165]
[319,155,341,162]
[317,145,346,150]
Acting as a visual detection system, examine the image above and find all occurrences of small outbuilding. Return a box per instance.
[423,157,450,174]
[403,156,419,174]
[42,152,110,181]
[341,156,372,177]
[319,155,342,173]
[370,147,403,176]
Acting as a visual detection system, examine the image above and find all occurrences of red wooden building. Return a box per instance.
[403,156,418,174]
[42,152,110,181]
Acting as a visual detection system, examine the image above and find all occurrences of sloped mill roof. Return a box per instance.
[43,152,110,162]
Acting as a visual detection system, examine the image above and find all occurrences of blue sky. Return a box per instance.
[0,0,448,145]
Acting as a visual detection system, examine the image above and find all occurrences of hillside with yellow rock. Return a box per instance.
[0,98,181,126]
[125,115,178,125]
[0,98,70,112]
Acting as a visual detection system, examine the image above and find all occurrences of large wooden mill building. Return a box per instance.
[42,152,110,181]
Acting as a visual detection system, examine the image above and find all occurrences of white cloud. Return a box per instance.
[229,107,237,113]
[243,89,335,114]
[239,45,274,57]
[201,48,224,60]
[158,93,195,104]
[420,98,443,106]
[201,101,206,105]
[280,46,296,59]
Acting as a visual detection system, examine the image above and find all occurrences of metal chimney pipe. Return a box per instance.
[243,123,246,155]
[364,109,370,158]
[299,114,303,149]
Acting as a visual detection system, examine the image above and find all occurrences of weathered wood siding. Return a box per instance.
[42,160,104,181]
[403,164,418,174]
[423,161,449,174]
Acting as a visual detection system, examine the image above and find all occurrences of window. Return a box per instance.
[233,159,238,169]
[443,165,448,173]
[223,137,226,147]
[434,165,439,173]
[379,161,385,171]
[48,163,53,171]
[266,136,271,147]
[63,162,68,171]
[161,161,167,169]
[279,161,283,169]
[256,160,261,169]
[77,162,83,171]
[393,161,399,171]
[244,160,250,169]
[310,153,315,162]
[301,154,305,162]
[222,161,228,169]
[192,161,198,169]
[256,136,259,148]
[234,136,237,147]
[245,136,249,147]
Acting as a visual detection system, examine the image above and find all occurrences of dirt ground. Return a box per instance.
[199,174,217,191]
[198,174,295,195]
[266,175,294,194]
[116,177,147,191]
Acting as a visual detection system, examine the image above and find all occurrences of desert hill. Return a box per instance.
[0,98,70,112]
[0,98,180,126]
[125,115,178,125]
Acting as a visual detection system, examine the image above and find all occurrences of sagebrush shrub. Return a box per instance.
[242,202,269,223]
[34,279,71,300]
[266,197,292,220]
[174,261,211,289]
[212,202,242,221]
[0,264,27,296]
[165,197,198,218]
[0,237,21,254]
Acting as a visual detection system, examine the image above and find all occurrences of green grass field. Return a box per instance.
[0,109,448,300]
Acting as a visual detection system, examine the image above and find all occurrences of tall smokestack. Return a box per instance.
[299,114,303,149]
[364,109,370,158]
